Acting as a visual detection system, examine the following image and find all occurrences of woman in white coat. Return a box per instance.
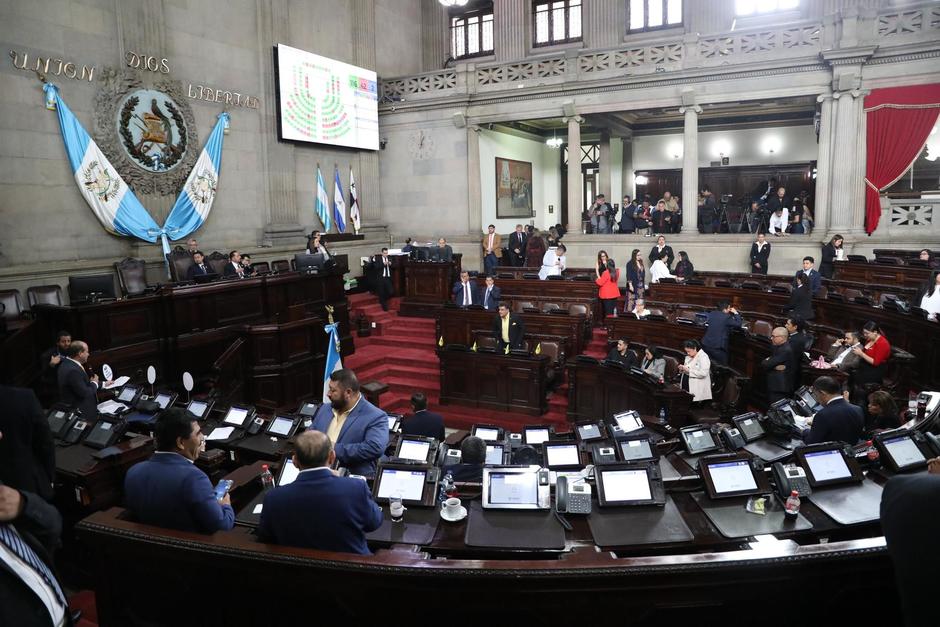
[649,258,677,283]
[538,244,567,280]
[678,339,712,403]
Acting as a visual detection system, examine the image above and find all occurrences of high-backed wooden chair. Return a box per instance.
[166,248,195,282]
[272,259,291,274]
[206,252,229,276]
[0,290,24,320]
[114,258,149,296]
[26,285,63,307]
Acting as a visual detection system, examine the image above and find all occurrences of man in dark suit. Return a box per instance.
[493,304,525,351]
[606,338,637,368]
[124,408,235,534]
[794,256,821,295]
[372,248,394,311]
[0,386,54,501]
[39,330,70,391]
[449,436,486,483]
[700,301,742,366]
[452,270,478,307]
[431,238,453,263]
[186,250,212,280]
[508,224,527,267]
[400,392,445,441]
[258,430,382,555]
[801,376,863,445]
[0,483,69,627]
[881,472,940,626]
[222,250,244,278]
[480,275,501,311]
[762,327,795,404]
[56,341,98,420]
[786,316,812,377]
[648,235,675,270]
[750,232,770,274]
[309,369,389,477]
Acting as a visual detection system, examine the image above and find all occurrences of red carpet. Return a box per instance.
[347,293,611,433]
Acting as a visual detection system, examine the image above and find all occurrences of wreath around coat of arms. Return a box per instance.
[81,160,121,202]
[189,168,217,204]
[118,92,188,172]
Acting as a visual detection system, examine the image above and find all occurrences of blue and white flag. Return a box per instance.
[348,167,361,234]
[332,166,346,233]
[316,164,331,232]
[43,83,161,242]
[159,112,229,256]
[323,322,343,402]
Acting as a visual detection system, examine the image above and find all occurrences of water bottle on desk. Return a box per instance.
[784,490,801,519]
[440,471,455,501]
[658,407,667,425]
[260,464,275,491]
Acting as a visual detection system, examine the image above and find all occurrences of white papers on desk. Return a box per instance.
[102,376,130,390]
[252,504,263,514]
[97,400,128,415]
[206,426,235,441]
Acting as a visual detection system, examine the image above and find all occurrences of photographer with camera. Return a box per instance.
[697,186,717,234]
[595,251,621,318]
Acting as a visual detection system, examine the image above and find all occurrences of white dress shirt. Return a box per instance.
[649,259,675,283]
[769,209,789,234]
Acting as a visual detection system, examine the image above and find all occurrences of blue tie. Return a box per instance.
[0,523,67,607]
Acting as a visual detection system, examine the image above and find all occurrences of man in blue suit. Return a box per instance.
[452,270,478,306]
[400,392,445,440]
[700,300,742,365]
[186,250,212,280]
[480,275,501,311]
[801,376,863,445]
[258,430,382,555]
[794,256,822,296]
[310,369,388,477]
[124,408,235,534]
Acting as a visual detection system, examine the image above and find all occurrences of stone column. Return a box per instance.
[829,90,864,235]
[679,104,702,234]
[494,0,527,62]
[621,133,634,201]
[566,115,583,234]
[598,131,611,199]
[421,0,449,71]
[582,0,620,50]
[467,125,482,234]
[812,94,835,235]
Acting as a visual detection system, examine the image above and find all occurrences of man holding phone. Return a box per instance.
[124,408,235,534]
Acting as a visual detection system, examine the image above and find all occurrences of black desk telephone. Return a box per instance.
[555,475,592,515]
[772,462,813,499]
[720,427,746,451]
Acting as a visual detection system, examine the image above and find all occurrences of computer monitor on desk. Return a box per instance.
[69,274,117,304]
[294,253,326,273]
[482,466,550,510]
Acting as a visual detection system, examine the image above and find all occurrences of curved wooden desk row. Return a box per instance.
[690,270,921,305]
[646,282,938,389]
[832,259,935,290]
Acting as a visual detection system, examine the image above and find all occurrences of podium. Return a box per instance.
[437,348,548,416]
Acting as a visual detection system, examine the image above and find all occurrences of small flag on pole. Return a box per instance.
[471,341,477,352]
[535,343,542,355]
[349,166,361,234]
[315,164,331,232]
[322,322,343,402]
[332,165,346,233]
[438,336,444,347]
[504,345,510,355]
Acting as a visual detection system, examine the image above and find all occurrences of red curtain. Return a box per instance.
[864,84,940,235]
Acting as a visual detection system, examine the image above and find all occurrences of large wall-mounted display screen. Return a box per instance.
[275,44,378,150]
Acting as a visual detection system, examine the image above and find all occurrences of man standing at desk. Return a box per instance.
[508,224,527,267]
[800,376,863,445]
[493,304,525,351]
[431,238,453,263]
[373,248,394,312]
[481,275,501,311]
[700,300,742,366]
[309,369,388,477]
[258,430,382,555]
[762,327,794,404]
[795,256,822,295]
[481,225,501,275]
[57,341,98,420]
[452,271,478,307]
[124,408,235,534]
[40,330,71,392]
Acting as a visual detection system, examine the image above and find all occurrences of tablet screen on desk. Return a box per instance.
[613,411,643,433]
[277,457,299,486]
[599,468,652,502]
[223,407,249,427]
[268,416,294,437]
[681,426,720,455]
[376,468,426,502]
[619,438,655,462]
[154,393,173,410]
[475,427,500,441]
[803,449,852,484]
[525,427,550,445]
[735,416,765,442]
[577,423,602,441]
[187,400,208,419]
[544,443,581,469]
[117,386,139,403]
[487,471,538,506]
[398,438,431,462]
[882,435,926,470]
[704,460,758,496]
[485,445,505,465]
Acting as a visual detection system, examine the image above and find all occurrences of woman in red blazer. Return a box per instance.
[595,250,621,318]
[852,321,891,385]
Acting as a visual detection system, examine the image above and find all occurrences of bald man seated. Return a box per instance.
[257,431,383,555]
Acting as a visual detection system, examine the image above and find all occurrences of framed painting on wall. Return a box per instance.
[495,157,533,218]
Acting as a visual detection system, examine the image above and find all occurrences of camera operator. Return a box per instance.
[697,186,716,234]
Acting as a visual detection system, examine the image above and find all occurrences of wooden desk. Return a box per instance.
[396,256,462,317]
[831,260,933,290]
[566,359,693,427]
[437,348,548,416]
[495,277,601,325]
[54,434,154,515]
[436,307,588,357]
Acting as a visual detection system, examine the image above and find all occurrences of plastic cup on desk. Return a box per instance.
[389,496,406,523]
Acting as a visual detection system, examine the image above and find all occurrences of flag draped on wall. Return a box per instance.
[332,166,346,233]
[348,167,361,234]
[315,164,331,232]
[43,83,228,259]
[322,322,343,402]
